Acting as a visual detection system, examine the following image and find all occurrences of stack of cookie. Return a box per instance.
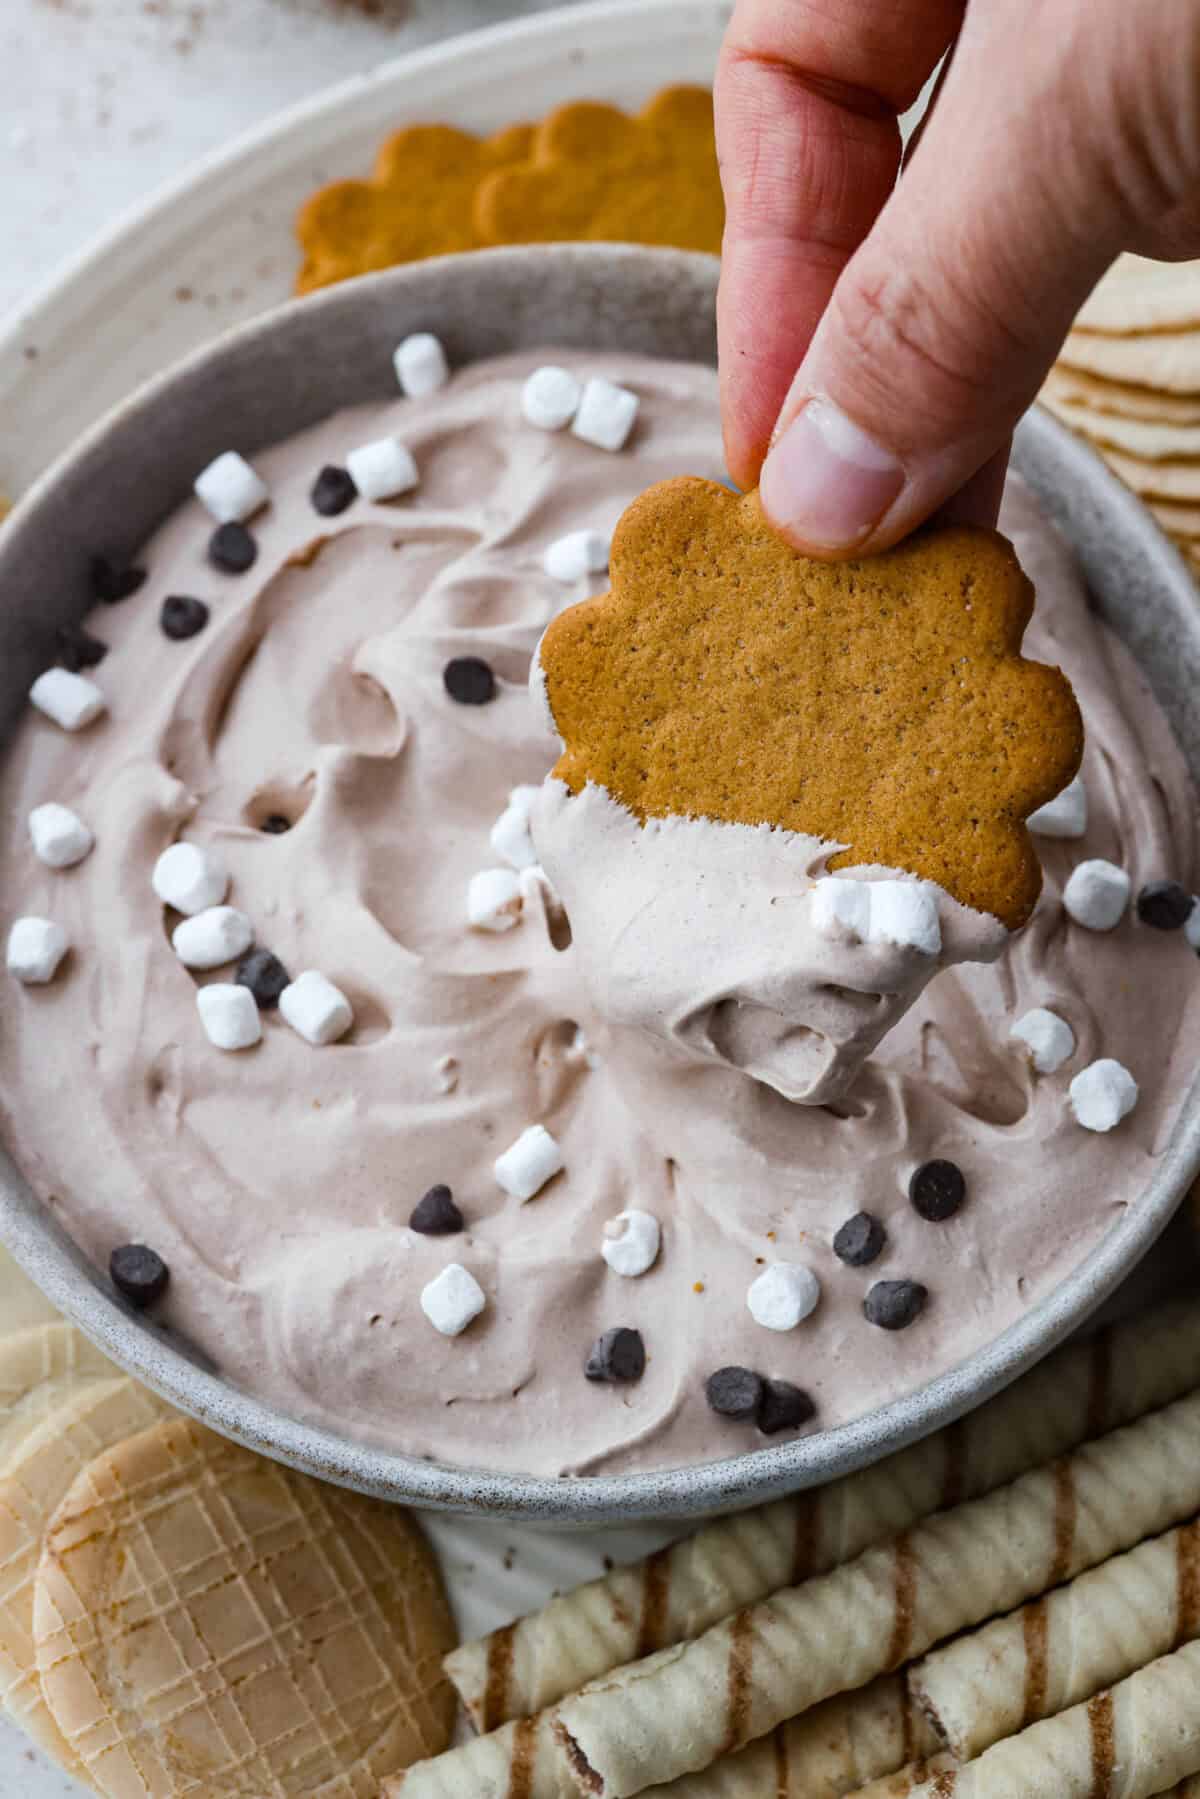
[0,1246,456,1796]
[1042,255,1200,579]
[293,85,722,292]
[396,1287,1200,1798]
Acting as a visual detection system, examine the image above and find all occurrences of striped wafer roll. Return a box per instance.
[388,1671,937,1798]
[848,1755,960,1797]
[447,1298,1200,1729]
[903,1639,1200,1798]
[385,1715,565,1796]
[634,1677,940,1798]
[911,1517,1200,1760]
[554,1387,1200,1797]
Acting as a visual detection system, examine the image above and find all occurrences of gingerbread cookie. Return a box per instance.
[295,121,535,294]
[536,478,1083,929]
[475,85,722,254]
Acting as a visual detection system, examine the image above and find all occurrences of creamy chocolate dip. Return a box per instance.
[0,351,1195,1476]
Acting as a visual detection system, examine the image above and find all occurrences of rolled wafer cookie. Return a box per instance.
[0,1376,167,1770]
[633,1678,940,1799]
[911,1516,1200,1760]
[903,1638,1200,1799]
[446,1298,1200,1728]
[385,1714,565,1797]
[553,1386,1200,1796]
[848,1754,959,1797]
[389,1674,937,1799]
[33,1413,456,1797]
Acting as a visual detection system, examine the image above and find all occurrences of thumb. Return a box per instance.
[758,14,1127,555]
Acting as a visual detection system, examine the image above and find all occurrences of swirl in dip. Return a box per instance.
[0,350,1196,1476]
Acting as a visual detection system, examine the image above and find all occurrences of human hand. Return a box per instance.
[715,0,1200,554]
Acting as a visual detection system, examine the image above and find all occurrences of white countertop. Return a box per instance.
[0,0,568,323]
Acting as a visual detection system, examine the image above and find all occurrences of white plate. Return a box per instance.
[0,0,731,501]
[0,6,724,1788]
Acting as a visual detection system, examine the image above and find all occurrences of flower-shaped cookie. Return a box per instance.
[295,122,535,294]
[474,85,722,255]
[537,479,1084,928]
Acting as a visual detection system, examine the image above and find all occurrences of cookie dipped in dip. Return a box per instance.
[0,348,1196,1476]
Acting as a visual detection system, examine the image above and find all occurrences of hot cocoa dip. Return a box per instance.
[0,350,1196,1477]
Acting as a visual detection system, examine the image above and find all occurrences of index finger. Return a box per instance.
[716,0,963,487]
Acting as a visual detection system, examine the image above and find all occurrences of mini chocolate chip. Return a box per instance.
[865,1279,928,1331]
[705,1365,764,1421]
[909,1160,966,1222]
[160,594,210,641]
[310,464,358,517]
[833,1211,886,1266]
[443,656,496,705]
[236,947,291,1009]
[259,814,291,835]
[110,1243,169,1309]
[1136,880,1195,932]
[585,1327,646,1384]
[208,521,257,574]
[56,622,108,672]
[410,1184,465,1236]
[758,1379,816,1436]
[91,556,146,604]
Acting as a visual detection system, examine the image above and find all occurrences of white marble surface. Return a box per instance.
[0,0,568,322]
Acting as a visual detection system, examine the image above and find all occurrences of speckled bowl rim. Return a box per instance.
[1,245,1197,1525]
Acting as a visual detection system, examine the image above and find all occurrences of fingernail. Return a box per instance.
[760,398,905,550]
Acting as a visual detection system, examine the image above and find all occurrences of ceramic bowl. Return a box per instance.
[1,245,1197,1523]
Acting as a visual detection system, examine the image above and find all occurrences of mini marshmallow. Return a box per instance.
[196,983,262,1051]
[29,668,106,732]
[1069,1058,1139,1132]
[193,450,269,524]
[1063,858,1131,931]
[602,1210,661,1278]
[152,842,230,916]
[811,877,871,943]
[489,787,541,871]
[747,1262,821,1332]
[467,868,523,932]
[521,364,582,431]
[172,906,254,971]
[279,970,354,1046]
[1027,774,1088,839]
[1186,901,1200,953]
[1010,1006,1076,1074]
[868,881,942,957]
[571,376,639,452]
[542,529,610,584]
[393,332,449,397]
[421,1262,486,1337]
[494,1123,564,1201]
[346,436,419,502]
[28,803,93,869]
[6,916,68,984]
